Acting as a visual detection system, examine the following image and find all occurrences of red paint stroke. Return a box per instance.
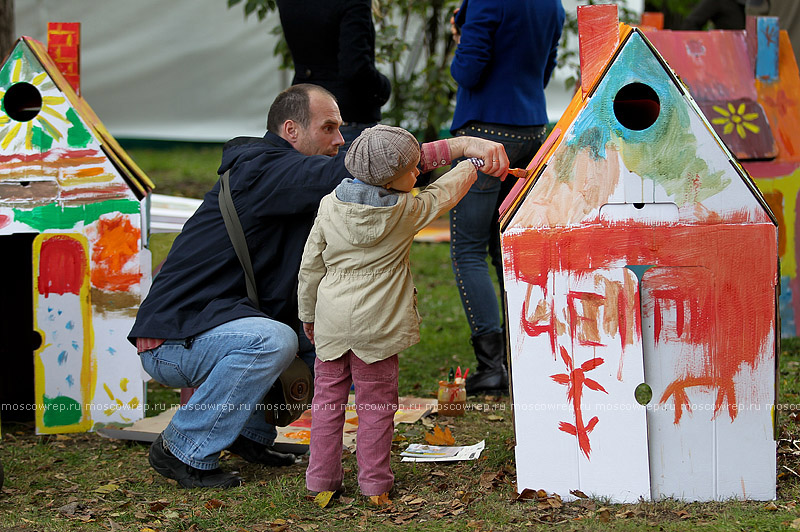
[504,223,777,424]
[38,236,86,297]
[551,345,608,459]
[568,291,606,347]
[91,215,141,292]
[521,279,559,356]
[0,214,9,230]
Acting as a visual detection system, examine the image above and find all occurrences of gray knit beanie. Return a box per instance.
[344,125,421,186]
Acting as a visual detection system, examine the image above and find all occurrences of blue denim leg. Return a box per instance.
[449,124,545,337]
[450,172,505,337]
[138,317,298,470]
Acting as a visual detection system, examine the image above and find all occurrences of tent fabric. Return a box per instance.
[15,0,288,142]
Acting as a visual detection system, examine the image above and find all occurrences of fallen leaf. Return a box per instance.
[487,415,503,421]
[57,502,80,515]
[148,500,169,512]
[94,483,119,495]
[791,518,800,530]
[513,488,537,502]
[570,489,589,498]
[369,493,393,507]
[764,502,779,511]
[314,491,335,508]
[596,507,612,523]
[425,425,455,446]
[674,510,690,519]
[205,499,226,510]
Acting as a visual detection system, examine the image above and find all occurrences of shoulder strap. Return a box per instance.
[218,170,260,310]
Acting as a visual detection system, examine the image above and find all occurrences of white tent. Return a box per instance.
[14,0,642,143]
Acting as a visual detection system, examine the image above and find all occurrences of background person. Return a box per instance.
[447,0,565,396]
[276,0,391,146]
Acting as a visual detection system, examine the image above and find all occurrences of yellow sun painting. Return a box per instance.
[711,102,760,139]
[0,57,71,151]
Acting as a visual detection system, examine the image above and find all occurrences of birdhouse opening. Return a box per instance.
[3,82,43,122]
[613,82,660,131]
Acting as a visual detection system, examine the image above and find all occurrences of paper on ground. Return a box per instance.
[400,440,485,462]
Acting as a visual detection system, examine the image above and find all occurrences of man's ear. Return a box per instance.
[281,120,299,145]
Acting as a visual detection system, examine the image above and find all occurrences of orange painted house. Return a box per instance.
[500,6,778,501]
[0,25,154,434]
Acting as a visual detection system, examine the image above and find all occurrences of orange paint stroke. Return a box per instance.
[90,215,141,291]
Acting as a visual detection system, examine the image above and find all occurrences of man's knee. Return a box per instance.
[252,319,298,364]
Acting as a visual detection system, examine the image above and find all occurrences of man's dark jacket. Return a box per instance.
[277,0,390,124]
[128,133,347,344]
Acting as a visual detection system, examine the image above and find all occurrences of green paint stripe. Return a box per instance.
[13,199,140,231]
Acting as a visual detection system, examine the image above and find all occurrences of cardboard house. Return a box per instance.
[0,24,154,434]
[499,5,778,502]
[638,15,800,338]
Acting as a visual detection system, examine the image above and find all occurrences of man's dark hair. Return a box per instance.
[266,84,336,134]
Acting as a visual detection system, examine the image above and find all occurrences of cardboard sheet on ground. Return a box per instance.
[98,396,436,454]
[273,396,436,452]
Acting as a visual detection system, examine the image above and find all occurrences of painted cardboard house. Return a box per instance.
[0,24,154,434]
[499,5,778,502]
[638,15,800,338]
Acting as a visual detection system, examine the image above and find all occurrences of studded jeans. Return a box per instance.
[449,122,546,337]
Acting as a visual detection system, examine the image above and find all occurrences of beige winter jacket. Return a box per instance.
[297,160,477,363]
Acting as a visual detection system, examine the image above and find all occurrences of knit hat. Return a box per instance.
[344,125,420,186]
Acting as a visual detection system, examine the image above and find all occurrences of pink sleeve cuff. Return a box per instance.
[419,139,451,173]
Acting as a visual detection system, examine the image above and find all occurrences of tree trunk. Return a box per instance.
[0,0,15,60]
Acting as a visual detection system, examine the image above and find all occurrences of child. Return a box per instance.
[297,125,482,503]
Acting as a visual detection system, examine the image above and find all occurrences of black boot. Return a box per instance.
[465,331,509,395]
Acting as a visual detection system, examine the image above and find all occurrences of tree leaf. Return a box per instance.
[424,425,455,446]
[314,491,334,508]
[369,493,392,506]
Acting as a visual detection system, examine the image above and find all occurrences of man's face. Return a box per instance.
[294,91,345,157]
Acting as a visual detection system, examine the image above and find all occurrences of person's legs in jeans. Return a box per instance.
[449,124,544,393]
[351,354,398,496]
[139,316,298,470]
[306,353,353,493]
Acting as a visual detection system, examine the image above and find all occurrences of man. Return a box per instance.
[129,83,509,488]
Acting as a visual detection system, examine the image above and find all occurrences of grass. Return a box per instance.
[2,144,800,531]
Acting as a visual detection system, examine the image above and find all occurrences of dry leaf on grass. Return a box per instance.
[425,425,455,446]
[369,493,392,507]
[314,491,335,508]
[204,499,225,510]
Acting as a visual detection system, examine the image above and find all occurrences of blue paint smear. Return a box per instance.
[108,347,117,356]
[57,350,68,365]
[65,321,74,330]
[72,341,79,351]
[780,275,796,338]
[567,32,687,151]
[65,374,74,387]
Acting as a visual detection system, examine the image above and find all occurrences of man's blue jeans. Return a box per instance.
[449,123,545,337]
[139,317,298,470]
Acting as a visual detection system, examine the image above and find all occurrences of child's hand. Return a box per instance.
[303,322,315,345]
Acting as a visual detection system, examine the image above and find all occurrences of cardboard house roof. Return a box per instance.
[499,21,776,230]
[1,36,154,200]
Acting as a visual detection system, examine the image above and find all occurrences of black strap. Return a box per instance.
[219,170,260,310]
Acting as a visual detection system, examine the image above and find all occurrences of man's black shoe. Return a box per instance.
[228,435,297,466]
[149,434,242,488]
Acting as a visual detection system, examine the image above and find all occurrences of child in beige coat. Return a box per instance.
[297,125,484,502]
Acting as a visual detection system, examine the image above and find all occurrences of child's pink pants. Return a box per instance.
[305,351,398,496]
